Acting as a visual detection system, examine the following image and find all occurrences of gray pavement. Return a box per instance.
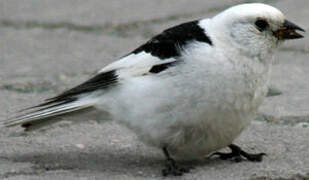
[1,0,309,179]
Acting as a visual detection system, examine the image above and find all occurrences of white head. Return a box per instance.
[209,3,304,57]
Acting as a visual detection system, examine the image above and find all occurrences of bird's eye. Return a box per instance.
[255,19,269,32]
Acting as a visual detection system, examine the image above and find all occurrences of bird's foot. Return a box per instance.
[211,144,266,162]
[162,158,190,176]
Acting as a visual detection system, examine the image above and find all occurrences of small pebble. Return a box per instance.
[295,122,309,128]
[75,144,85,149]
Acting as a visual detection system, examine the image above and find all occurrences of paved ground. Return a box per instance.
[1,0,309,179]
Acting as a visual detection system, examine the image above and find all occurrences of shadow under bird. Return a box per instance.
[2,3,305,176]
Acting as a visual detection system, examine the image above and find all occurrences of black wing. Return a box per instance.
[132,20,212,60]
[32,70,118,109]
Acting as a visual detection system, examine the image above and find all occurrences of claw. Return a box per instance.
[211,144,266,162]
[161,147,192,176]
[162,158,191,176]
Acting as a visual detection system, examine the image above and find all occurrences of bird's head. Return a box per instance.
[209,3,305,57]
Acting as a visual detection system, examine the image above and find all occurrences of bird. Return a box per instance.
[1,3,305,176]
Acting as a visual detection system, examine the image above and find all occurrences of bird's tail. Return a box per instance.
[2,69,118,131]
[1,97,97,131]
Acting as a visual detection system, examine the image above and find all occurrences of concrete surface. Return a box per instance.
[1,0,309,179]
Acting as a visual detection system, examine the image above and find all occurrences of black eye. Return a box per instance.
[255,19,269,31]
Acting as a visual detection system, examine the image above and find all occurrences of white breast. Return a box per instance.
[95,41,272,160]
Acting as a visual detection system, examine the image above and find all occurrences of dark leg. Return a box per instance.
[161,147,190,176]
[211,144,266,162]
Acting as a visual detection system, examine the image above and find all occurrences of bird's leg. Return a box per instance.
[211,144,266,162]
[161,147,190,176]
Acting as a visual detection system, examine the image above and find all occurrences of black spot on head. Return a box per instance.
[255,19,269,32]
[132,20,212,60]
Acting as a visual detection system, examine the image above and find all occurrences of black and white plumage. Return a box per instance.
[132,20,212,59]
[2,3,304,176]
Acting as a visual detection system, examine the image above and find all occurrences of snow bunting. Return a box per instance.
[2,3,304,176]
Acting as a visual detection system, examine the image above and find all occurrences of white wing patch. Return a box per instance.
[98,52,177,78]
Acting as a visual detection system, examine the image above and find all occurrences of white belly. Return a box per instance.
[163,110,255,160]
[98,58,270,160]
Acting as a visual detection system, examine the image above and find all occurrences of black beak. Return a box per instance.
[274,19,305,40]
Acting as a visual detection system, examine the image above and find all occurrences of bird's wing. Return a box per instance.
[2,19,212,130]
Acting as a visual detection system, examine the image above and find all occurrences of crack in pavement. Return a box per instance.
[279,47,309,54]
[2,162,76,178]
[251,173,309,180]
[0,81,57,94]
[256,114,309,126]
[4,171,41,178]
